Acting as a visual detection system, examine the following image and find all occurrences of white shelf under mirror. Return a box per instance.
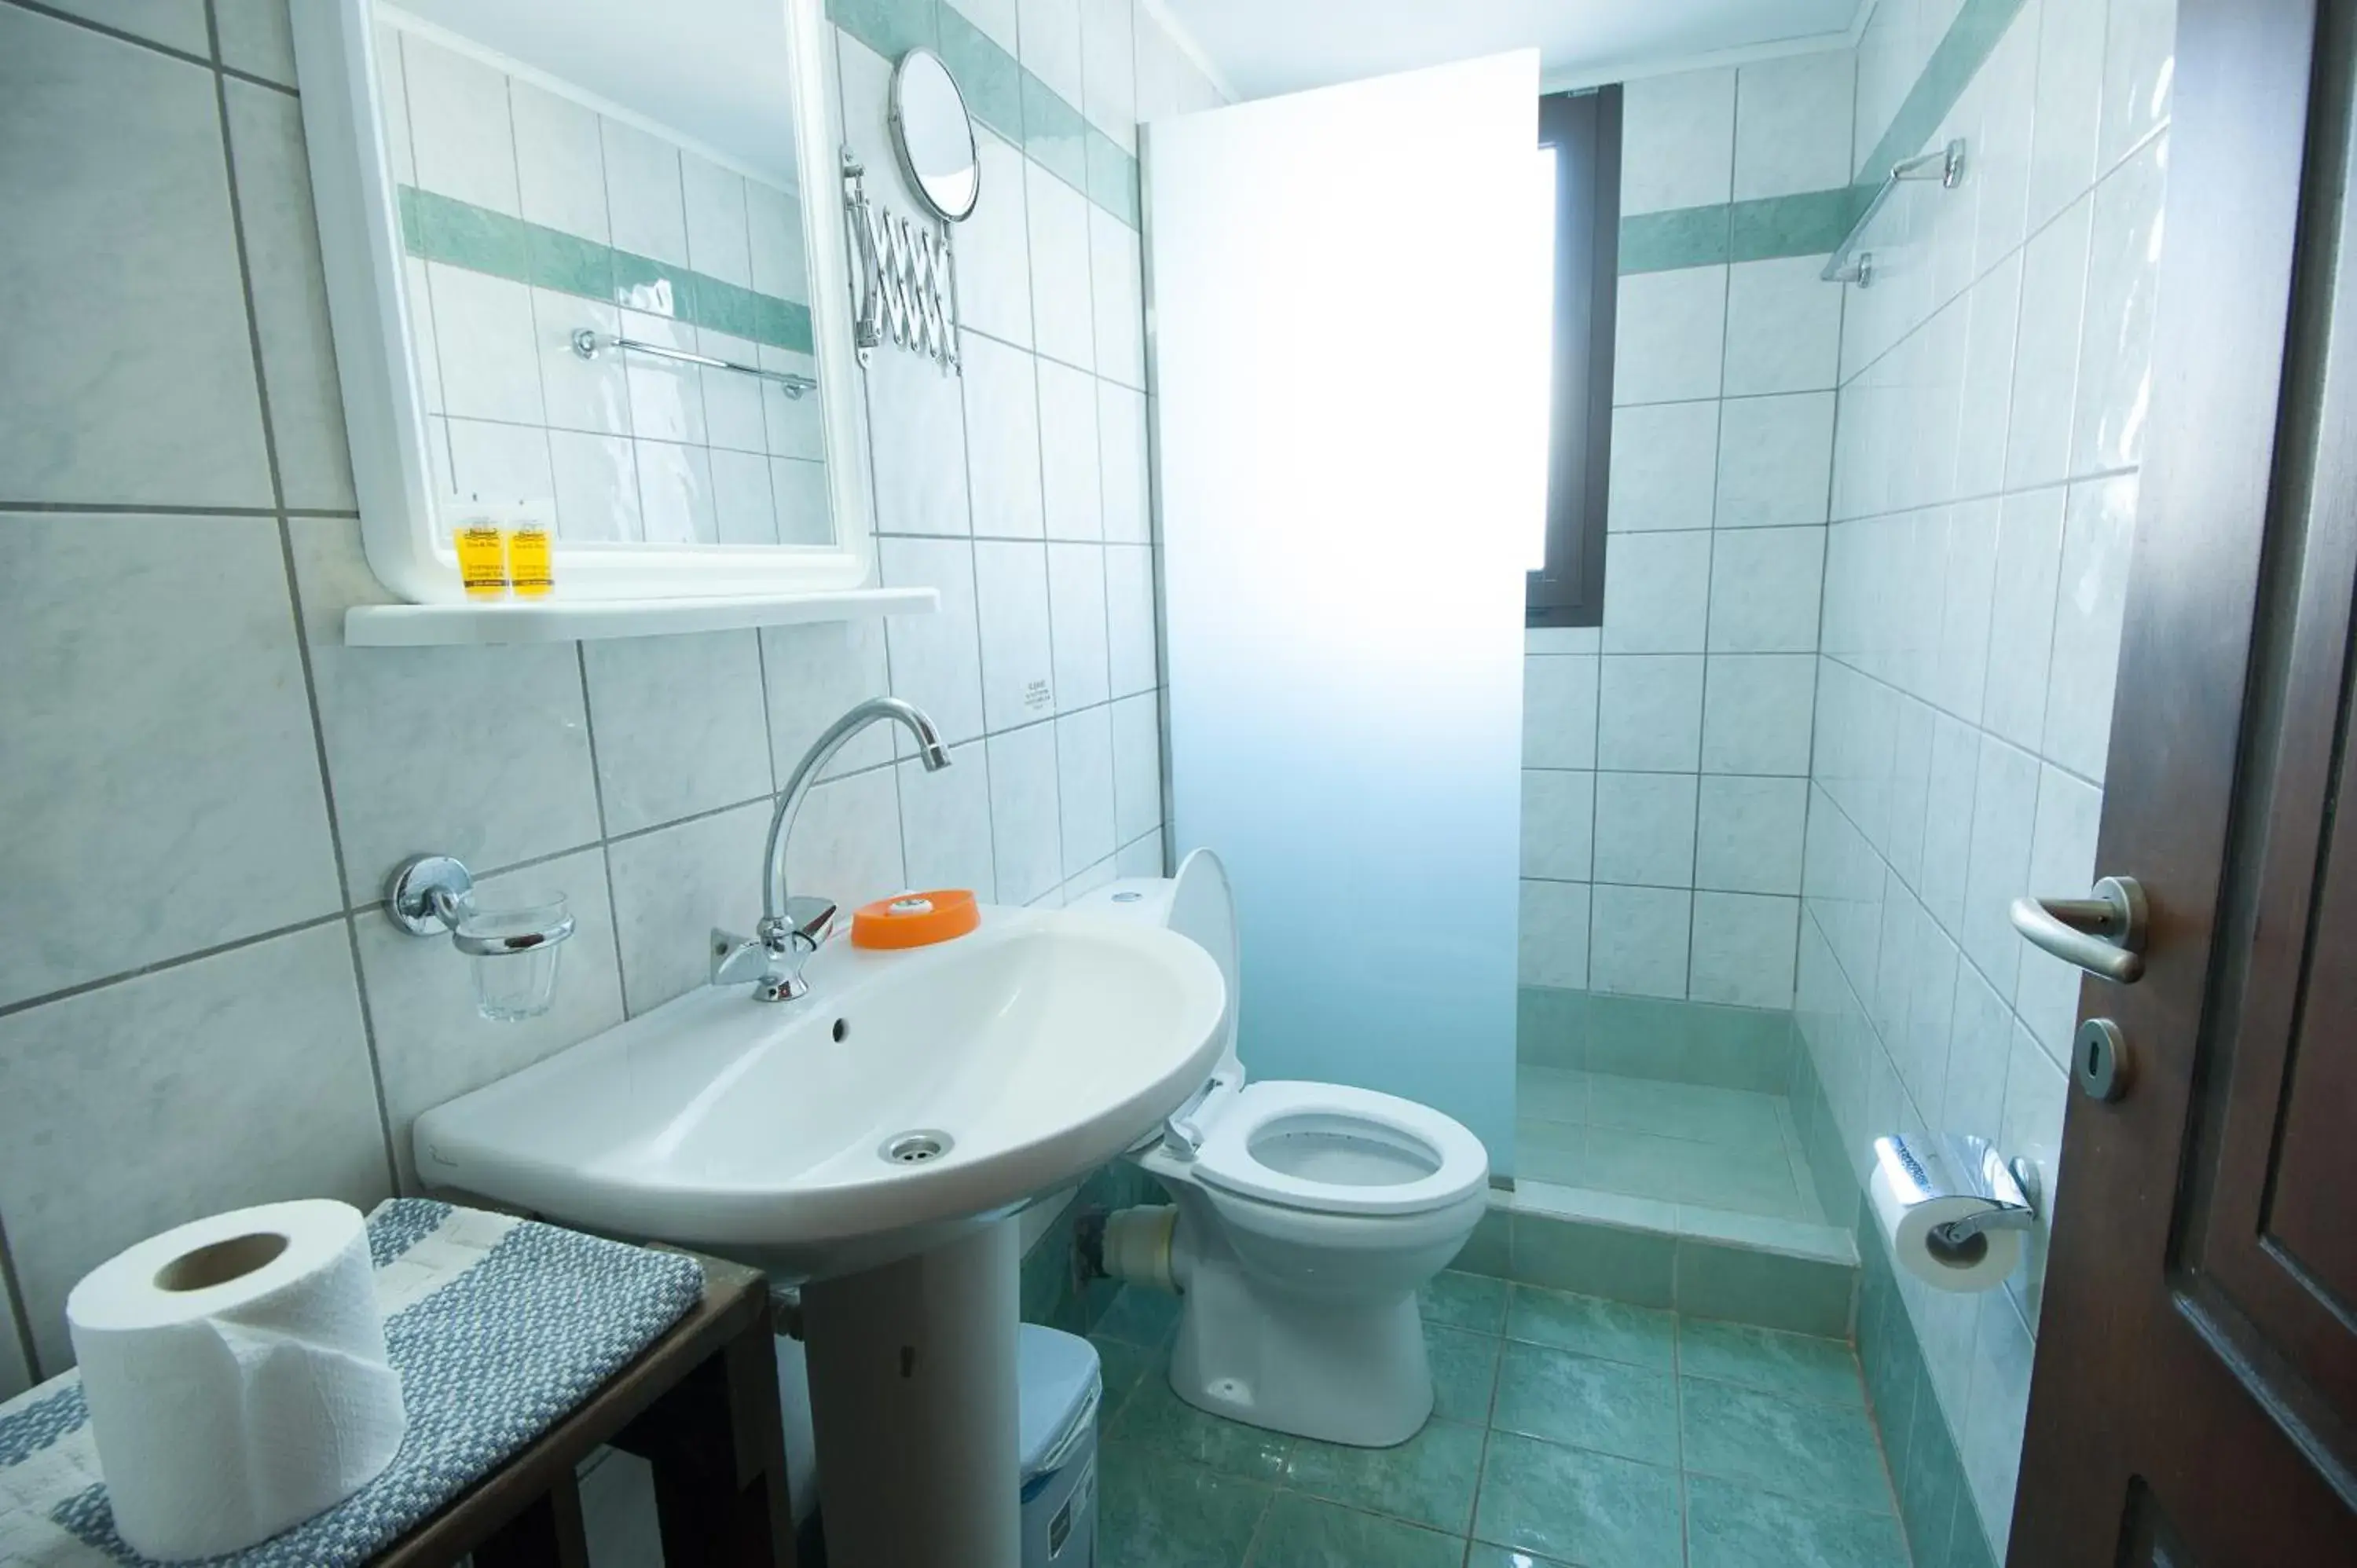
[344,586,938,647]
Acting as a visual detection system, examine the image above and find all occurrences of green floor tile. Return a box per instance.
[1466,1546,1574,1568]
[1472,1430,1682,1568]
[1585,1075,1784,1150]
[1098,1440,1274,1568]
[1093,1332,1156,1410]
[1492,1341,1678,1467]
[1517,1064,1588,1123]
[1420,1269,1508,1334]
[1281,1419,1485,1535]
[1427,1322,1502,1424]
[1679,1137,1807,1216]
[1098,1284,1186,1346]
[1681,1377,1895,1513]
[1245,1493,1464,1567]
[1505,1284,1677,1369]
[1685,1473,1910,1568]
[1677,1317,1866,1409]
[1579,1126,1689,1202]
[1109,1350,1294,1481]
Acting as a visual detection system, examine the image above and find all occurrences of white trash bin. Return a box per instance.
[1018,1324,1102,1567]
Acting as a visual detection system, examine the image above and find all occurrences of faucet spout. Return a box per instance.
[744,698,951,998]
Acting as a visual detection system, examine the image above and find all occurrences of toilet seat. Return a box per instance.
[1190,1080,1489,1218]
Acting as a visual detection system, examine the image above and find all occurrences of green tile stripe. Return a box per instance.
[1619,0,2027,275]
[1853,0,2029,195]
[398,185,815,356]
[829,0,1141,230]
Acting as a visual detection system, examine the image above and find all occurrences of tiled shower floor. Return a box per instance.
[1516,1066,1831,1229]
[1094,1272,1909,1567]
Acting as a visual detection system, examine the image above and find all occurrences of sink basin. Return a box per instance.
[411,904,1227,1280]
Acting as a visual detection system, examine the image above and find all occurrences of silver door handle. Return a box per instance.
[2010,876,2147,984]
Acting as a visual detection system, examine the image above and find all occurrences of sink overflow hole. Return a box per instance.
[882,1130,952,1165]
[831,1018,849,1043]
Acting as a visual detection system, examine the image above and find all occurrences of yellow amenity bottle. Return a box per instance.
[507,510,554,599]
[454,511,509,599]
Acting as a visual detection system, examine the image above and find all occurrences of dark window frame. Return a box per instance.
[1527,87,1622,628]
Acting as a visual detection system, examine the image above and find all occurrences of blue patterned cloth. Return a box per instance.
[0,1200,704,1566]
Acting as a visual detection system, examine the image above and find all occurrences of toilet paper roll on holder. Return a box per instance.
[1873,1133,2042,1252]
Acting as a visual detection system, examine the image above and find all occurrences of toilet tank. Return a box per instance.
[1070,848,1241,1083]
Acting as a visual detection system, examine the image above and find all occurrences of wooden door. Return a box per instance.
[2010,0,2357,1560]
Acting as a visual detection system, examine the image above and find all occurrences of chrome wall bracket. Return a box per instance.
[843,149,962,372]
[1824,137,1968,288]
[386,854,575,1020]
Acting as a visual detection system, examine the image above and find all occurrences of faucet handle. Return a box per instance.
[710,929,772,987]
[759,896,839,954]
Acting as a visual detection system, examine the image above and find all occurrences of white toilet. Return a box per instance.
[1073,849,1491,1448]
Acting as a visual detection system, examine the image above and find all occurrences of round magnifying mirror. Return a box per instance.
[889,49,981,222]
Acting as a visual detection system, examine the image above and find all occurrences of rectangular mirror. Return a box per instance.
[293,0,877,605]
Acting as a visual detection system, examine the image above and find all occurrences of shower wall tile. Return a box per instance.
[1523,655,1600,771]
[1519,881,1593,991]
[1732,49,1856,202]
[0,0,1171,1388]
[1522,771,1598,883]
[1722,257,1844,397]
[1589,885,1694,1001]
[1798,2,2175,1556]
[1607,402,1721,533]
[1715,393,1835,529]
[1603,530,1713,654]
[1621,68,1736,215]
[1593,772,1699,889]
[1615,267,1728,406]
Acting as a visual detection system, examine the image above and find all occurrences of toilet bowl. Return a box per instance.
[1072,850,1490,1448]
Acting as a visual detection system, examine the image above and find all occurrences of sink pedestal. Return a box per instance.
[801,1219,1022,1568]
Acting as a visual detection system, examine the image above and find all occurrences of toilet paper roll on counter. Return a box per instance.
[66,1199,409,1562]
[1868,1157,2023,1293]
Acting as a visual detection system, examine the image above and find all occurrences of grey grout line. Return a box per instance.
[0,1208,42,1384]
[203,0,408,1199]
[0,500,362,518]
[3,0,292,96]
[0,911,353,1024]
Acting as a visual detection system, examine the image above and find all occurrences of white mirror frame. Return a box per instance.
[289,0,876,605]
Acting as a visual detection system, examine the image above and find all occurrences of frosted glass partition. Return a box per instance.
[1144,52,1549,1168]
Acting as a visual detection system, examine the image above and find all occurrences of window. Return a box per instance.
[1527,88,1622,628]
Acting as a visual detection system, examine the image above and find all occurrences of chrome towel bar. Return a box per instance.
[570,328,818,399]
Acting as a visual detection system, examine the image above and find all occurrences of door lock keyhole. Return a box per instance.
[2075,1017,2132,1102]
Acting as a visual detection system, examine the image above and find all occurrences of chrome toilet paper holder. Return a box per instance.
[1873,1133,2041,1251]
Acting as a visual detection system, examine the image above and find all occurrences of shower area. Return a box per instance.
[1512,42,1860,1266]
[1512,2,2166,1562]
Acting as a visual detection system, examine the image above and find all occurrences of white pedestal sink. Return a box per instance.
[412,906,1226,1567]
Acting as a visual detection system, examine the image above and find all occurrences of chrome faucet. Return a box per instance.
[711,697,952,1002]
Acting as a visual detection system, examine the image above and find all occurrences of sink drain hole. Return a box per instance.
[882,1130,953,1165]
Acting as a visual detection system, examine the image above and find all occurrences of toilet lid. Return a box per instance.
[1192,1081,1490,1218]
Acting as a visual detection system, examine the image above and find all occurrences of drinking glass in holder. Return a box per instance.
[450,888,573,1021]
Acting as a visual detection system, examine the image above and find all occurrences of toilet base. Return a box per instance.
[1166,1236,1435,1447]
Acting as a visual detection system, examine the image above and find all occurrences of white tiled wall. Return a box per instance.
[1798,0,2174,1554]
[1519,53,1853,1009]
[0,0,1193,1390]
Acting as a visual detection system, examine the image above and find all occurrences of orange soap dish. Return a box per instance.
[850,888,981,949]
